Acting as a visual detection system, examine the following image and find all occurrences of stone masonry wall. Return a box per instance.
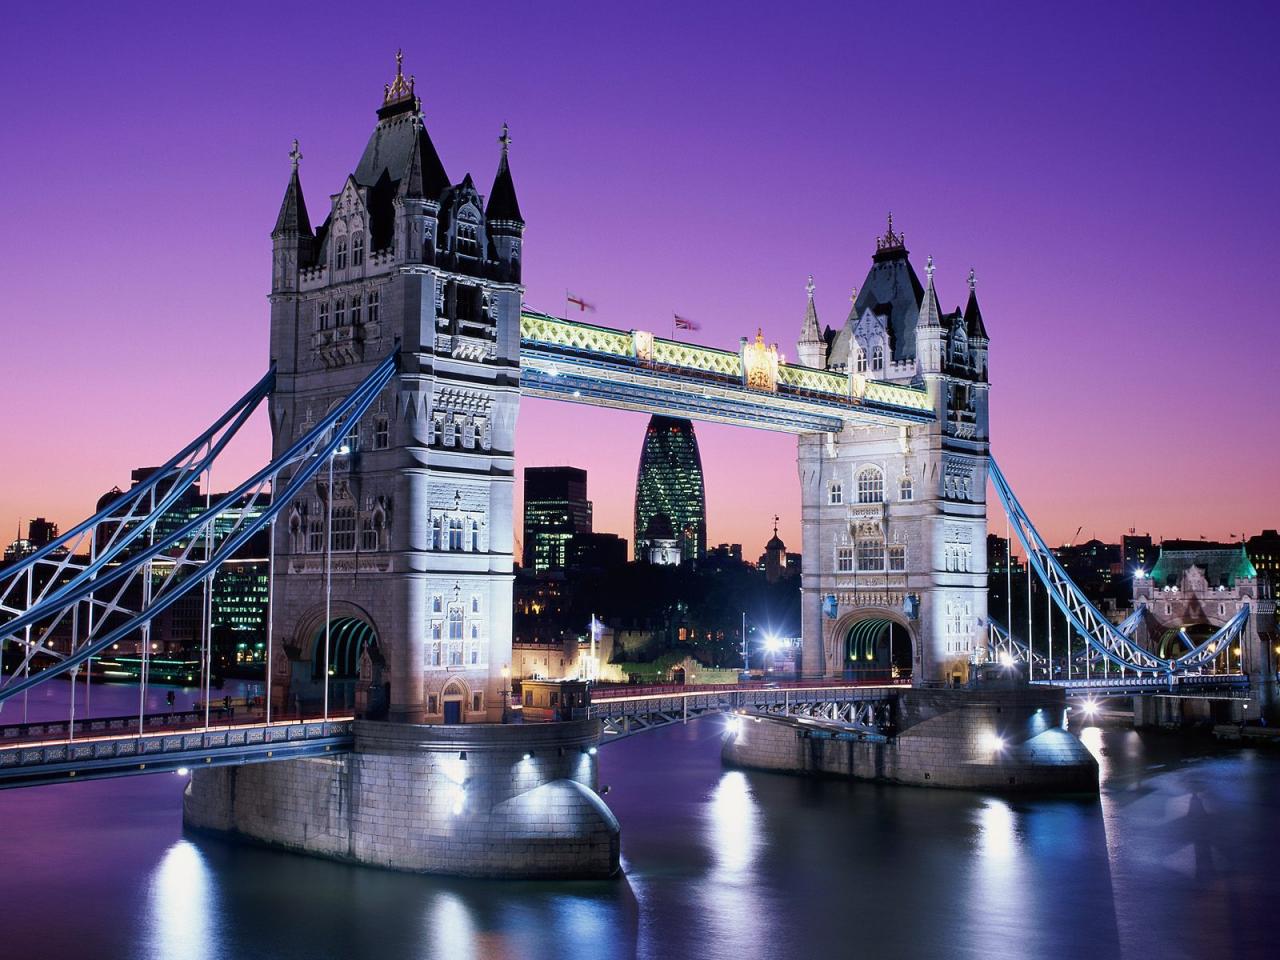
[184,719,619,879]
[724,688,1097,793]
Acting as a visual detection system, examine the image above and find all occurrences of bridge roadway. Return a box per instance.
[0,681,901,788]
[1,676,1245,788]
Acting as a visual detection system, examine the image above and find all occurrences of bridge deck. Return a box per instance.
[519,311,933,433]
[0,717,354,789]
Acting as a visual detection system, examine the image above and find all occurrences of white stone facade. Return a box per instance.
[796,237,990,683]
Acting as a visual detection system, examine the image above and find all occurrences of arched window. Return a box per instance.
[856,467,883,504]
[351,232,365,267]
[448,518,464,551]
[856,538,884,572]
[871,346,883,371]
[855,348,867,374]
[899,475,913,501]
[829,482,843,505]
[430,516,443,550]
[470,521,480,552]
[448,608,463,641]
[335,237,348,270]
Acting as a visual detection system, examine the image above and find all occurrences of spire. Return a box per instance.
[964,266,989,340]
[398,115,450,201]
[485,121,524,223]
[918,254,941,328]
[272,139,312,237]
[796,275,824,367]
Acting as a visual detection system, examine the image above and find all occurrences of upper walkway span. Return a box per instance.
[518,311,934,433]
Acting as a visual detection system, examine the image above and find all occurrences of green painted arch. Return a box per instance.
[843,617,912,677]
[311,617,378,681]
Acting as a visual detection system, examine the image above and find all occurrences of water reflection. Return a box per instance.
[146,840,216,960]
[699,769,765,959]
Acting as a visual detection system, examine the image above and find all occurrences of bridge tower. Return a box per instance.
[268,55,524,723]
[797,221,990,683]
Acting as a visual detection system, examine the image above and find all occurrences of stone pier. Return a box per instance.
[723,688,1098,793]
[183,719,619,879]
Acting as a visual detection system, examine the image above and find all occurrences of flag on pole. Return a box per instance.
[566,292,596,313]
[673,313,700,331]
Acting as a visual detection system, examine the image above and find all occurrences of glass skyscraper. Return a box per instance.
[634,416,706,564]
[522,467,593,572]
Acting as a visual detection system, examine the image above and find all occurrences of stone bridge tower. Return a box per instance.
[267,55,524,723]
[796,220,990,684]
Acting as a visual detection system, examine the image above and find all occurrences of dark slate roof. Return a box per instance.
[965,288,989,340]
[842,247,924,364]
[396,115,451,201]
[272,168,313,237]
[485,150,523,223]
[342,108,449,251]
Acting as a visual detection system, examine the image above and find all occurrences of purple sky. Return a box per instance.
[2,1,1277,558]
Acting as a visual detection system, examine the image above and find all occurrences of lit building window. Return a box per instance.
[856,467,883,504]
[829,482,843,505]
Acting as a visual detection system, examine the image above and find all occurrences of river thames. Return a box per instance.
[0,681,1274,960]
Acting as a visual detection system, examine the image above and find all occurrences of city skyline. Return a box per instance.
[2,2,1277,560]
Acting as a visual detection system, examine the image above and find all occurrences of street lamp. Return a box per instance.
[501,664,511,723]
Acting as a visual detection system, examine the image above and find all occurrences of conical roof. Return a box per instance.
[486,124,523,223]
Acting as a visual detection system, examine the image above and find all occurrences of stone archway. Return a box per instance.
[441,678,469,725]
[832,610,914,681]
[287,602,382,716]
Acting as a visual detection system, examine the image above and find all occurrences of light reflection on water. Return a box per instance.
[1,688,1278,960]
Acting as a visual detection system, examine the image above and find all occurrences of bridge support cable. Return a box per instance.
[0,351,399,708]
[0,368,275,613]
[988,456,1250,678]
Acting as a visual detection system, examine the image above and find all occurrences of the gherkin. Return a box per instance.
[634,416,706,564]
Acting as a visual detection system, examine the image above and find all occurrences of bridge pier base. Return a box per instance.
[1132,694,1249,729]
[182,719,619,879]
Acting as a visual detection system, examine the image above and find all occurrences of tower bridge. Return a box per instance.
[1,54,1275,877]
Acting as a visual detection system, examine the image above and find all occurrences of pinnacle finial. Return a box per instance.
[850,285,858,306]
[806,275,815,299]
[926,254,934,281]
[773,514,780,536]
[968,266,976,291]
[383,49,416,105]
[289,139,302,171]
[498,121,512,156]
[875,212,906,252]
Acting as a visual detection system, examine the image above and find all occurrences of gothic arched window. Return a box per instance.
[829,482,843,505]
[855,348,867,374]
[351,232,365,267]
[856,466,884,504]
[335,236,348,270]
[871,346,883,371]
[448,518,464,551]
[899,476,914,501]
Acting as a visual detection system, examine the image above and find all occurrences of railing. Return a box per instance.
[0,716,354,789]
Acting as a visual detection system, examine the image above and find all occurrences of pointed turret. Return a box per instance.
[398,115,450,201]
[964,268,989,341]
[486,123,525,282]
[271,140,313,294]
[485,122,523,224]
[915,255,945,376]
[272,140,313,238]
[797,275,825,367]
